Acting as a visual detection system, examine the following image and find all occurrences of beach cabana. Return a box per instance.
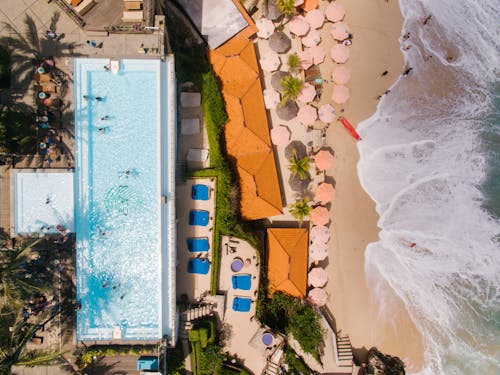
[315,182,336,204]
[330,21,350,41]
[308,287,328,306]
[308,267,328,287]
[191,184,210,200]
[187,237,210,252]
[305,8,324,29]
[310,206,330,226]
[189,210,210,226]
[325,2,346,22]
[297,104,318,126]
[332,65,351,84]
[256,18,275,39]
[188,258,210,274]
[310,225,330,243]
[318,103,336,123]
[232,296,252,312]
[232,274,252,290]
[298,83,317,104]
[314,149,335,170]
[267,228,309,298]
[332,84,350,104]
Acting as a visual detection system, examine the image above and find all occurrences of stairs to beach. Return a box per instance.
[336,334,354,368]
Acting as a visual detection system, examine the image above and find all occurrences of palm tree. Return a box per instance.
[0,110,36,154]
[0,305,62,375]
[289,198,312,223]
[288,150,310,180]
[281,75,304,104]
[287,53,300,73]
[0,13,80,97]
[0,239,45,307]
[276,0,296,16]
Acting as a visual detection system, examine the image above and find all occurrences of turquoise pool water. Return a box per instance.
[74,59,171,341]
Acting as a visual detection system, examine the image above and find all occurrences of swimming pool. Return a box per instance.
[74,58,176,341]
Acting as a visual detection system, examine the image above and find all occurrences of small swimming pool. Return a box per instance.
[74,58,176,341]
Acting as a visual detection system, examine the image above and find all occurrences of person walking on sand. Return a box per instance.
[381,70,389,76]
[86,40,97,48]
[403,67,413,76]
[403,32,410,41]
[423,15,432,25]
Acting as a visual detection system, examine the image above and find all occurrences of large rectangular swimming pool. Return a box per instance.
[74,58,176,341]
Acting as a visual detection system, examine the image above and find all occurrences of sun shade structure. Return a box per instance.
[301,0,318,11]
[298,83,317,104]
[269,32,292,53]
[256,17,275,39]
[308,267,328,287]
[318,103,336,123]
[308,287,327,306]
[315,182,336,204]
[232,274,252,290]
[267,228,309,298]
[264,89,281,109]
[314,149,335,170]
[332,84,350,104]
[187,237,210,252]
[310,206,330,226]
[270,125,291,145]
[297,49,313,70]
[330,21,350,41]
[325,2,346,22]
[188,258,210,274]
[310,225,330,243]
[288,15,310,36]
[309,241,328,261]
[305,8,324,29]
[277,100,299,120]
[307,46,326,65]
[332,65,351,84]
[297,104,318,126]
[260,51,281,72]
[210,32,283,220]
[232,296,252,312]
[302,29,321,47]
[330,43,350,63]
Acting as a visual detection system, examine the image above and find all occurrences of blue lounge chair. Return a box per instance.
[188,258,210,274]
[189,210,209,226]
[232,297,252,312]
[192,184,210,200]
[187,237,210,252]
[232,274,252,290]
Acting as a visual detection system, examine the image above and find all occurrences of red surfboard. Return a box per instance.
[339,117,362,141]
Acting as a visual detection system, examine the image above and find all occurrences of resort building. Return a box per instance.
[73,57,177,344]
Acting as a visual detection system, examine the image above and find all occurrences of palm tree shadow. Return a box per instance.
[0,12,84,100]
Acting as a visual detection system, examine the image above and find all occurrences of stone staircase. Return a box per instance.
[336,334,354,368]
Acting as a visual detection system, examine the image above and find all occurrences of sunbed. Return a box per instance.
[189,210,209,226]
[187,258,210,275]
[191,184,210,200]
[232,297,252,312]
[231,274,251,290]
[187,237,210,252]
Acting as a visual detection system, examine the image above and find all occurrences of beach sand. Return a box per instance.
[320,0,425,370]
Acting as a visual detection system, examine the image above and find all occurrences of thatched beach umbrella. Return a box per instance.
[308,287,328,306]
[256,18,275,39]
[264,0,283,21]
[315,182,336,204]
[285,140,307,160]
[271,71,290,92]
[288,173,311,192]
[308,267,328,287]
[276,100,298,120]
[269,32,292,54]
[270,125,291,146]
[310,225,330,243]
[297,83,316,104]
[263,89,281,109]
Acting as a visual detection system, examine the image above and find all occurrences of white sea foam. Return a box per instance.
[357,0,500,373]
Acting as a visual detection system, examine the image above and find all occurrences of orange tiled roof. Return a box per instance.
[267,228,309,298]
[209,19,283,220]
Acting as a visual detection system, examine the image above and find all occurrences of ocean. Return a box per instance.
[356,0,500,374]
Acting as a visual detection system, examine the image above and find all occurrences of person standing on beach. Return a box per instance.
[86,40,97,48]
[381,70,389,76]
[403,67,413,76]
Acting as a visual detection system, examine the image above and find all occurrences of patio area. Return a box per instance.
[176,178,216,302]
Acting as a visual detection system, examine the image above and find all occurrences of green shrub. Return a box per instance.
[189,329,201,342]
[199,343,223,375]
[199,328,209,348]
[166,344,186,375]
[0,46,9,89]
[75,345,156,369]
[284,345,315,374]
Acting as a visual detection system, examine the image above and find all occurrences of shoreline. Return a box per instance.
[321,0,426,370]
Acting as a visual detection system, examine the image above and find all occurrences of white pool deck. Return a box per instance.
[11,170,74,235]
